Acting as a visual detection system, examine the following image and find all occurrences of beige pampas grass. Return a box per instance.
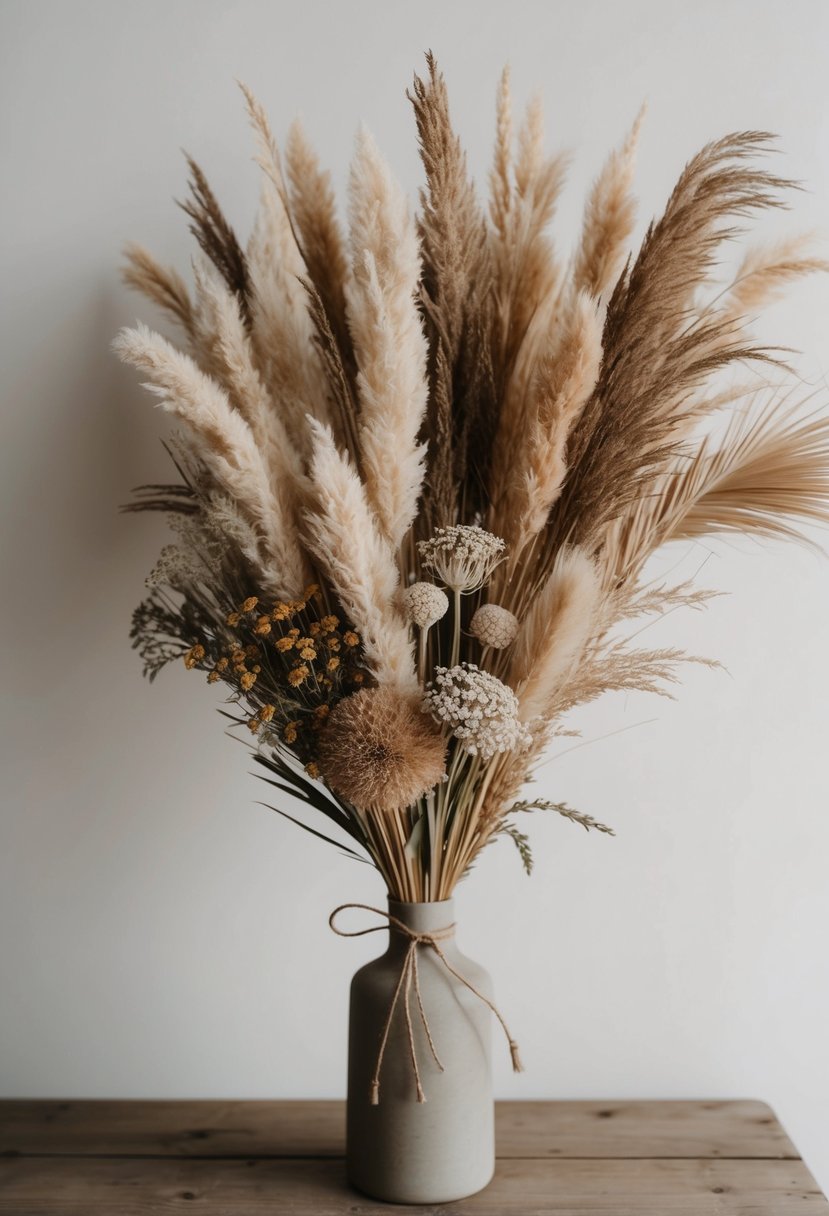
[573,107,644,302]
[605,394,829,582]
[487,94,569,510]
[122,242,195,336]
[246,179,333,447]
[285,119,352,358]
[318,686,447,812]
[304,419,417,692]
[346,127,429,546]
[114,323,307,597]
[122,56,829,901]
[511,547,603,722]
[718,234,829,323]
[494,290,602,569]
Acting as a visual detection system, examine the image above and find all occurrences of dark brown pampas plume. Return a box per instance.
[179,155,252,327]
[547,132,792,554]
[303,279,360,462]
[408,52,494,522]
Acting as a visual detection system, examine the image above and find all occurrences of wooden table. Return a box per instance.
[0,1099,825,1213]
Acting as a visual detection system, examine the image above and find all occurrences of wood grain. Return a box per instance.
[0,1098,798,1160]
[0,1156,824,1215]
[0,1099,823,1214]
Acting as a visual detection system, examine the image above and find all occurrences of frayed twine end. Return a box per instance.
[369,1080,380,1106]
[509,1039,524,1073]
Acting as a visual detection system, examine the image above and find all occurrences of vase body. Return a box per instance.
[346,898,494,1204]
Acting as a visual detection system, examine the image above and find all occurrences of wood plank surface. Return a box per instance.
[0,1099,824,1214]
[0,1098,798,1160]
[0,1155,824,1215]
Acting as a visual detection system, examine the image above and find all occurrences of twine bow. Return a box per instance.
[329,903,523,1105]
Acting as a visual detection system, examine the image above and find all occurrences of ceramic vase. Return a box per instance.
[345,897,495,1204]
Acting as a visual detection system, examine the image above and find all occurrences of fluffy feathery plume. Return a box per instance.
[240,85,334,450]
[120,58,829,904]
[179,156,251,325]
[606,395,829,582]
[489,66,513,240]
[246,178,334,448]
[122,243,195,336]
[114,323,308,597]
[408,53,493,519]
[572,107,644,302]
[717,234,829,324]
[511,547,603,722]
[189,262,307,502]
[493,291,603,570]
[488,94,569,508]
[285,118,351,357]
[346,127,430,546]
[317,686,447,811]
[304,419,417,692]
[546,132,793,554]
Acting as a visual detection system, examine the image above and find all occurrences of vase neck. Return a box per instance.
[385,898,456,957]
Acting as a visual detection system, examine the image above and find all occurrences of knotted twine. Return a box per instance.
[329,903,523,1105]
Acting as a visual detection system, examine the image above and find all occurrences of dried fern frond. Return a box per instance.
[604,394,829,580]
[667,401,829,546]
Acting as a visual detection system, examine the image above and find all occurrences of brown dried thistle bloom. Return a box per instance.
[317,686,447,812]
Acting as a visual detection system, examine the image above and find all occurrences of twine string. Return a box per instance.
[329,902,523,1105]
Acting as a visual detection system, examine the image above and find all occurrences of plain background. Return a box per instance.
[2,0,829,1193]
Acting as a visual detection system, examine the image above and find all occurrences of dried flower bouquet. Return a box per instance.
[117,56,829,904]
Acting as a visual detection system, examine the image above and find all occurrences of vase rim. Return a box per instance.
[388,896,454,910]
[385,896,457,938]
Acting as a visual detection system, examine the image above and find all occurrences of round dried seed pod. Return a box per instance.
[317,686,447,812]
[402,582,449,629]
[469,603,519,649]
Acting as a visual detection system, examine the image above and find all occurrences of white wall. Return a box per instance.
[2,0,829,1192]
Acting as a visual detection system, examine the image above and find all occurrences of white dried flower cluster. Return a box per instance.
[423,663,531,760]
[402,582,449,629]
[145,544,205,591]
[417,525,506,592]
[470,604,519,649]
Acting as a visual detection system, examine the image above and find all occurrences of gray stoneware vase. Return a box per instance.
[346,898,494,1204]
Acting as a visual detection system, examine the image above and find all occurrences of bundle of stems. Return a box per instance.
[118,55,829,901]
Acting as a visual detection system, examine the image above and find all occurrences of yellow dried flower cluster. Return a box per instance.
[181,585,368,767]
